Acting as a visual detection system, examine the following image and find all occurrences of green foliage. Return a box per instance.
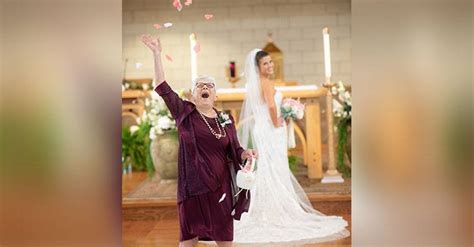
[288,155,298,173]
[336,118,351,177]
[122,121,155,175]
[280,107,295,119]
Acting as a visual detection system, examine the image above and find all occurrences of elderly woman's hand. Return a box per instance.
[141,34,162,55]
[241,149,258,162]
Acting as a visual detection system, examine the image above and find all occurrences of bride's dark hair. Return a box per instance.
[255,50,269,67]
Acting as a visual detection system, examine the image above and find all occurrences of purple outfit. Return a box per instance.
[154,81,251,241]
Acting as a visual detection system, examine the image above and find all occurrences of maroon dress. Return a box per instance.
[154,81,251,242]
[179,112,234,241]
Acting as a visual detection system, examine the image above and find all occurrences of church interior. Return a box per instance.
[122,0,352,245]
[0,0,470,246]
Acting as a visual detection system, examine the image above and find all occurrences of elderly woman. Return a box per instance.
[141,34,256,247]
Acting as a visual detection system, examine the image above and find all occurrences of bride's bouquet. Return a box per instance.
[281,98,305,120]
[280,98,305,148]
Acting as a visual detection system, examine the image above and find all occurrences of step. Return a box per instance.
[122,193,350,221]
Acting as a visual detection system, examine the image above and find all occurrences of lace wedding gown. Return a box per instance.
[233,89,350,244]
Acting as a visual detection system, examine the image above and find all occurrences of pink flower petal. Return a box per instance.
[193,43,201,53]
[184,0,192,6]
[218,193,226,203]
[153,24,162,29]
[204,14,214,20]
[165,54,173,62]
[173,0,183,11]
[163,22,173,28]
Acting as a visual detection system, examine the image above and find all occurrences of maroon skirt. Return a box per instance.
[178,182,234,241]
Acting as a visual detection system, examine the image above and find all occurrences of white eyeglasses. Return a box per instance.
[195,82,215,89]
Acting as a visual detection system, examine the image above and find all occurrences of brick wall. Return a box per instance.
[123,0,351,89]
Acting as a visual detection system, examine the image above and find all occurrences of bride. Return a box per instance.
[233,49,350,244]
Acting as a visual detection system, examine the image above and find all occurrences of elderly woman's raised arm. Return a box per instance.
[142,34,185,119]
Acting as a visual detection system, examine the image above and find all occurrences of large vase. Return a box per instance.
[150,131,178,181]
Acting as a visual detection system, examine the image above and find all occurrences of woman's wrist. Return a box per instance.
[272,118,279,126]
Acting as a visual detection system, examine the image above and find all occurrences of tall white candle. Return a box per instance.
[190,33,198,85]
[322,27,331,83]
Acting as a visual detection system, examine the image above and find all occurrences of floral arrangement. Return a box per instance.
[122,80,152,92]
[144,89,187,140]
[332,81,352,120]
[121,86,187,175]
[331,81,352,177]
[281,98,305,120]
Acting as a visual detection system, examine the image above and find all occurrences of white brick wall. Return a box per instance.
[123,0,351,89]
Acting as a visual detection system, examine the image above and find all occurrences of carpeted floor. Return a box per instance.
[125,164,351,200]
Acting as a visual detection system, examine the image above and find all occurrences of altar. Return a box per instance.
[122,84,331,179]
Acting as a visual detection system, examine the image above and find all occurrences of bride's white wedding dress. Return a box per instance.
[233,49,349,244]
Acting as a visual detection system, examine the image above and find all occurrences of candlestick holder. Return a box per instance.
[323,79,334,88]
[321,80,344,183]
[226,76,241,88]
[225,62,241,88]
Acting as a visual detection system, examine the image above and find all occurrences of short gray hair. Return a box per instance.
[192,75,216,91]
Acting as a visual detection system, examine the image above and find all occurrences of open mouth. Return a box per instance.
[201,92,209,98]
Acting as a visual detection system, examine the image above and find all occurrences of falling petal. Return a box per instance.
[165,54,173,62]
[204,14,214,20]
[193,43,201,53]
[184,0,192,6]
[163,22,173,28]
[135,62,143,69]
[153,24,162,29]
[173,0,183,12]
[218,193,226,203]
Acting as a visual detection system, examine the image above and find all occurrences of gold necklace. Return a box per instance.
[198,111,226,139]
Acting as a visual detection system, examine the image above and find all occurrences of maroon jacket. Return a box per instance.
[154,81,250,220]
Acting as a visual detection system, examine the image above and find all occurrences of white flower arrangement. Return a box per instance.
[122,80,153,91]
[145,92,178,140]
[330,81,352,177]
[331,81,352,120]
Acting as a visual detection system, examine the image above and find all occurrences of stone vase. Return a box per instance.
[150,131,178,181]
